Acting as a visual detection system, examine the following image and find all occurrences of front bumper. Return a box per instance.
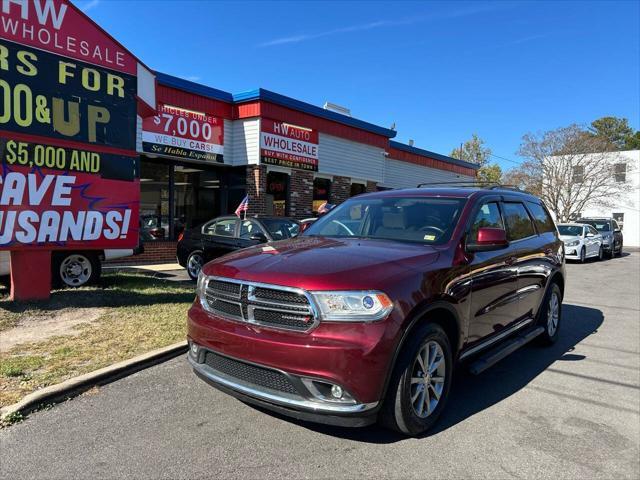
[188,350,377,427]
[187,299,401,426]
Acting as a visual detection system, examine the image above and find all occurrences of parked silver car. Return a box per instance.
[557,223,603,262]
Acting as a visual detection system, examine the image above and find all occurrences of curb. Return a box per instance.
[0,341,188,421]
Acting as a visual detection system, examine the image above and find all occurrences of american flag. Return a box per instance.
[234,195,249,218]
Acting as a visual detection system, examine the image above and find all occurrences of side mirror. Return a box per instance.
[467,227,509,252]
[586,233,594,238]
[249,232,268,243]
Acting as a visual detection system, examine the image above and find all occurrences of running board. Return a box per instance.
[468,326,545,375]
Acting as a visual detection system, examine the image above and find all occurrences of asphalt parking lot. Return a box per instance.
[1,253,639,479]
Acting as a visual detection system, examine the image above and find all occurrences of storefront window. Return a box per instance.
[313,177,331,213]
[140,161,171,241]
[140,157,247,241]
[350,182,367,197]
[266,171,289,216]
[174,164,221,235]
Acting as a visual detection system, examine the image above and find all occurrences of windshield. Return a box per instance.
[304,196,466,245]
[581,220,610,232]
[260,219,300,240]
[558,225,583,236]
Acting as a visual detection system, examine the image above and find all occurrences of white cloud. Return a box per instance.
[258,4,510,48]
[80,0,100,12]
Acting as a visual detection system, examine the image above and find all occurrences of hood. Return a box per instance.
[203,236,441,291]
[559,235,581,243]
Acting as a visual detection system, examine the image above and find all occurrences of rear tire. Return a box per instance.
[537,283,562,346]
[380,323,453,436]
[52,252,101,288]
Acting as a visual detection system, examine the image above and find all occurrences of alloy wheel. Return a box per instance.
[187,253,204,279]
[547,291,560,337]
[59,254,92,287]
[410,341,445,418]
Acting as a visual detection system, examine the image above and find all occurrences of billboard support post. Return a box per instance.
[10,251,52,301]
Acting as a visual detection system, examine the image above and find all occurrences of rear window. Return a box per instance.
[581,220,611,232]
[526,201,556,233]
[502,202,536,241]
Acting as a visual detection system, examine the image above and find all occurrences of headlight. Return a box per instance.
[565,240,580,247]
[196,271,208,307]
[310,291,393,322]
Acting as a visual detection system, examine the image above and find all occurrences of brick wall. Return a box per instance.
[331,175,351,205]
[289,170,314,219]
[105,241,178,265]
[367,180,377,193]
[246,165,267,217]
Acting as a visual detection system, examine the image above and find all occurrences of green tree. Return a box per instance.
[477,163,503,184]
[588,116,637,150]
[450,133,492,166]
[450,134,502,183]
[625,131,640,150]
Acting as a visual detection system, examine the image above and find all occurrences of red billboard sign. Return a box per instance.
[0,0,141,250]
[0,0,136,74]
[260,119,318,171]
[142,104,224,163]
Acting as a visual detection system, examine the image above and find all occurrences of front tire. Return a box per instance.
[537,283,562,346]
[381,323,453,436]
[580,247,586,263]
[52,252,101,288]
[598,245,604,261]
[186,250,204,281]
[617,242,623,257]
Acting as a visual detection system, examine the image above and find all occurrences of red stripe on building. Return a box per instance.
[157,85,233,119]
[235,101,389,149]
[388,147,477,177]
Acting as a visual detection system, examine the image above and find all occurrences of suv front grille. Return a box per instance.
[203,351,298,395]
[203,278,317,332]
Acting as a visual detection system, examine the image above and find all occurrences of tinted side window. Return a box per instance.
[239,220,265,239]
[212,219,237,237]
[470,202,504,242]
[502,202,535,241]
[526,201,555,233]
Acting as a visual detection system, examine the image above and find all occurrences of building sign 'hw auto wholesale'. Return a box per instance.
[0,0,144,250]
[142,104,224,163]
[260,119,318,172]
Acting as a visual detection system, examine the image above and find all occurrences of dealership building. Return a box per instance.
[133,73,478,261]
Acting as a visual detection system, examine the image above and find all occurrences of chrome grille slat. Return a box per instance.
[203,277,317,332]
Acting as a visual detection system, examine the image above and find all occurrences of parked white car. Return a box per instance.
[557,223,603,262]
[0,247,142,288]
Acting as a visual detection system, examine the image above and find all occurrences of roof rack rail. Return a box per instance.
[416,181,530,193]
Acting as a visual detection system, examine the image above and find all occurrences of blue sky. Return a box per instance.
[77,0,639,170]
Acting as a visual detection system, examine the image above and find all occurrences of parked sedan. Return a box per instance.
[578,217,623,258]
[557,223,603,262]
[177,216,301,280]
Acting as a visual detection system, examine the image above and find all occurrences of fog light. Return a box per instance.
[331,385,344,399]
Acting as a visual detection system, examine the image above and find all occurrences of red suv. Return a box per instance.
[187,187,565,435]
